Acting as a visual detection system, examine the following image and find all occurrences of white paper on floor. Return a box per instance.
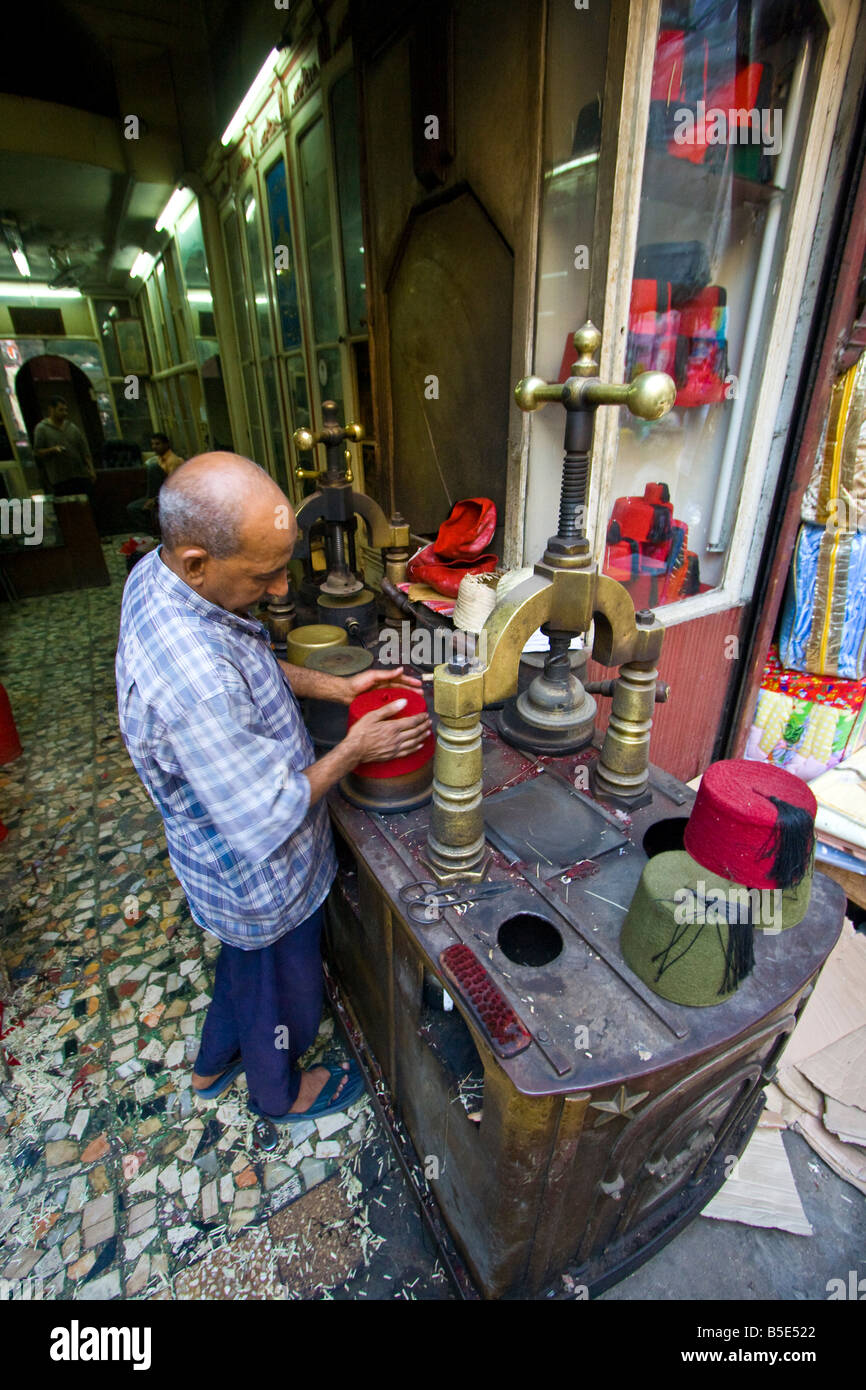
[701,1128,813,1236]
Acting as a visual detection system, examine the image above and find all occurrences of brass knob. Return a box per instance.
[294,427,315,452]
[344,422,363,442]
[514,375,552,412]
[624,372,677,421]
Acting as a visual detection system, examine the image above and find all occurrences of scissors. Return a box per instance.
[398,879,511,924]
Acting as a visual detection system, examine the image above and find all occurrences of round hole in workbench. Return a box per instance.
[642,817,688,859]
[497,914,563,968]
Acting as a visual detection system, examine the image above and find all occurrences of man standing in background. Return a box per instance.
[33,396,96,498]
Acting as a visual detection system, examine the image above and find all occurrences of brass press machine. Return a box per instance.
[422,322,677,885]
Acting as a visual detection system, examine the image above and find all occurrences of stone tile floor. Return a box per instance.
[0,541,451,1301]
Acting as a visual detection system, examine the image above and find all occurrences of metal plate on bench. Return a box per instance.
[483,770,628,872]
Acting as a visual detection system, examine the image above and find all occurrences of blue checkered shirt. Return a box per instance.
[115,549,336,948]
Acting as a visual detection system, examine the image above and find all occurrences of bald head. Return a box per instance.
[159,452,288,559]
[156,452,297,617]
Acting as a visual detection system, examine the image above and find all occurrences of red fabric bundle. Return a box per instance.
[434,498,496,559]
[346,687,435,779]
[406,497,498,597]
[684,760,817,890]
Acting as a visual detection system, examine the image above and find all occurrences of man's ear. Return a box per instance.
[177,547,209,588]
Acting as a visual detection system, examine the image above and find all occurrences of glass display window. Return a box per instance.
[242,190,275,352]
[298,116,340,345]
[330,70,367,338]
[175,201,210,293]
[528,0,612,565]
[264,157,303,351]
[601,0,827,611]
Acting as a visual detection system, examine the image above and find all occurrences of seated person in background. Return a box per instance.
[33,396,96,499]
[127,432,185,534]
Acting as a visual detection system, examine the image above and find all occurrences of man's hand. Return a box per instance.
[301,693,432,807]
[343,698,432,764]
[341,665,424,706]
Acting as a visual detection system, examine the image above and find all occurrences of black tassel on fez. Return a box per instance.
[720,899,756,996]
[760,795,815,889]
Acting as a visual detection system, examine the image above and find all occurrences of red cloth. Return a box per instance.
[406,497,498,597]
[670,62,765,165]
[0,683,22,765]
[651,29,687,104]
[434,498,496,560]
[684,759,817,890]
[347,687,435,779]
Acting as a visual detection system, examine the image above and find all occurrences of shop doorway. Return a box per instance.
[15,355,104,465]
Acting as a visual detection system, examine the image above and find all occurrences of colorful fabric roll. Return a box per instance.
[779,522,866,680]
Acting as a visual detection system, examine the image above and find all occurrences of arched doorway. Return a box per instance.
[15,355,104,469]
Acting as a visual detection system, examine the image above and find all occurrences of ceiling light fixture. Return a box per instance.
[155,187,194,233]
[221,49,279,146]
[1,219,31,278]
[130,251,155,279]
[176,202,200,237]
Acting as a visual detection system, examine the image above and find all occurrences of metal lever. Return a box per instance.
[515,322,676,422]
[514,323,675,564]
[294,400,363,482]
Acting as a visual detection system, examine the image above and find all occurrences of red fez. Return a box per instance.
[347,687,435,779]
[684,760,816,892]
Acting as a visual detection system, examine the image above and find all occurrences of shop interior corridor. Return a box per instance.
[0,545,863,1302]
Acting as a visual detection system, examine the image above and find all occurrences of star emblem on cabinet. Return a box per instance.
[590,1084,650,1126]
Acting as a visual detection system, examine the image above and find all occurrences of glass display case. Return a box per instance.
[602,0,827,610]
[531,0,847,629]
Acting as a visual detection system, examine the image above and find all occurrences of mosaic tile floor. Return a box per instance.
[0,542,395,1301]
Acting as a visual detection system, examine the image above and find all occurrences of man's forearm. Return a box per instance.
[302,736,359,806]
[278,658,350,704]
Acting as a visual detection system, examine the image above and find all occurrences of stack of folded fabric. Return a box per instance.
[780,352,866,680]
[626,264,728,408]
[745,644,866,782]
[604,481,701,607]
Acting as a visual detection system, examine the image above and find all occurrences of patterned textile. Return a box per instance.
[115,549,336,948]
[744,646,866,782]
[780,523,866,680]
[801,354,866,529]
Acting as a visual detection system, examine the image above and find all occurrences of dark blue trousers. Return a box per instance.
[194,907,324,1118]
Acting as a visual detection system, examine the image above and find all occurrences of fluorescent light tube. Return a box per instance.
[155,188,193,232]
[130,251,155,279]
[221,49,278,146]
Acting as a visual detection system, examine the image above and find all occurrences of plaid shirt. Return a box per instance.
[115,549,336,948]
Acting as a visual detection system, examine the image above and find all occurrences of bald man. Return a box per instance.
[115,453,431,1128]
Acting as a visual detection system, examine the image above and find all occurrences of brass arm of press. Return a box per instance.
[294,423,363,451]
[514,320,676,422]
[515,370,676,421]
[585,678,670,703]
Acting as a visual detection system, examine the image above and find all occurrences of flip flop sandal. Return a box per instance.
[250,1061,366,1126]
[191,1058,244,1100]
